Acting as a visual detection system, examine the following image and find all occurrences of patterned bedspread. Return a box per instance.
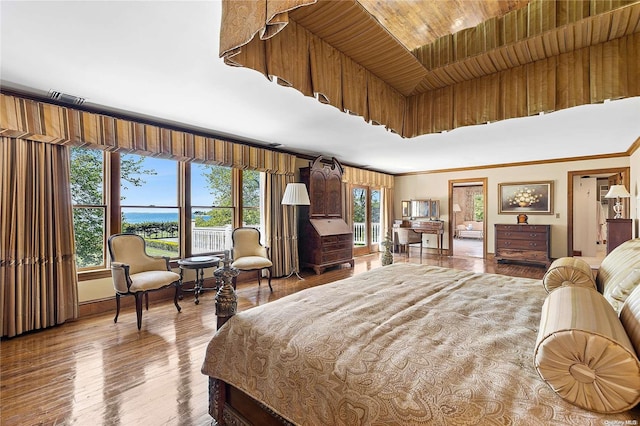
[202,263,640,425]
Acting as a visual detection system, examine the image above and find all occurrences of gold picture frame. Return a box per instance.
[498,181,553,214]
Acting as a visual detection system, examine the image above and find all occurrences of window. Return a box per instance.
[242,169,262,228]
[191,163,234,254]
[69,150,264,273]
[70,147,106,269]
[473,194,484,221]
[120,154,179,258]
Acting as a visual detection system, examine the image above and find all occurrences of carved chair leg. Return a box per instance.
[173,283,181,313]
[257,270,261,285]
[145,292,149,310]
[114,293,121,324]
[267,267,273,292]
[135,293,143,330]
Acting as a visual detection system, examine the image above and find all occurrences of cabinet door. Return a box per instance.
[309,169,326,217]
[325,173,342,217]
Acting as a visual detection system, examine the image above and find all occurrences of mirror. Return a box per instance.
[402,199,440,219]
[401,200,411,218]
[411,200,430,218]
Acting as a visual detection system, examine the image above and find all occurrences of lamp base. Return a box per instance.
[283,268,304,280]
[613,201,623,219]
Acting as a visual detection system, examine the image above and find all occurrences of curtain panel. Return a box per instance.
[1,137,78,338]
[0,94,297,176]
[264,173,297,277]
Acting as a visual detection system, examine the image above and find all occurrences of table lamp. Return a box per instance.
[604,184,630,219]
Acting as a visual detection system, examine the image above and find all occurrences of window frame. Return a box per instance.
[73,153,263,280]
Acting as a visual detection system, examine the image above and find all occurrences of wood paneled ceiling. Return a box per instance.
[358,0,530,51]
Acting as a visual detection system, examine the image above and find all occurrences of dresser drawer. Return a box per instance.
[495,224,548,233]
[322,249,352,264]
[495,248,549,262]
[496,230,548,242]
[321,233,352,245]
[496,239,548,250]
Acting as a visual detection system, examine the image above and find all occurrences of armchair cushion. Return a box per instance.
[232,256,273,270]
[129,270,181,292]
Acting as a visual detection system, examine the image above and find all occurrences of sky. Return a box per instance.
[121,155,213,212]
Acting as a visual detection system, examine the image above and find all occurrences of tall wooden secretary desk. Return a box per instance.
[299,157,354,275]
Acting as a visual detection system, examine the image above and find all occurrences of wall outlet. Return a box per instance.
[556,213,560,218]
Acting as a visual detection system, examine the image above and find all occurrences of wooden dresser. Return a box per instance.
[299,157,354,275]
[607,218,632,254]
[494,224,551,267]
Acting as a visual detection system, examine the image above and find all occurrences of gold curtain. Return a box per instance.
[1,137,78,338]
[264,173,296,277]
[0,94,297,176]
[219,0,640,138]
[342,166,394,189]
[219,0,317,66]
[380,186,395,245]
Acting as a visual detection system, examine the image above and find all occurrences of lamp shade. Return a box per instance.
[282,183,310,205]
[453,204,462,212]
[604,185,631,199]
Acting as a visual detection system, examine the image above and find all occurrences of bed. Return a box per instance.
[202,262,640,425]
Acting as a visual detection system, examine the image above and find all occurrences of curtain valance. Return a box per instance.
[219,0,640,138]
[343,166,394,189]
[0,94,296,175]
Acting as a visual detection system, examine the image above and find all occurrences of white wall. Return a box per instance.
[395,156,632,259]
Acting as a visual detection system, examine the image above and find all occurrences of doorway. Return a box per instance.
[352,186,381,256]
[568,167,630,259]
[449,178,488,258]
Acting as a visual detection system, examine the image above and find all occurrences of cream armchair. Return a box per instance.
[108,233,181,330]
[231,227,273,291]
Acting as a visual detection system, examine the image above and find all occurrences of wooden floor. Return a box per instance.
[0,252,546,426]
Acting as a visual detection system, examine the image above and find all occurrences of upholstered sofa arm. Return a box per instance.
[111,261,132,293]
[542,257,596,293]
[534,286,640,413]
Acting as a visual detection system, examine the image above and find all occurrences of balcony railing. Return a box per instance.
[353,222,381,246]
[190,222,381,253]
[192,225,233,253]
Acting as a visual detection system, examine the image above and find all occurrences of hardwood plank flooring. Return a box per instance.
[0,252,546,426]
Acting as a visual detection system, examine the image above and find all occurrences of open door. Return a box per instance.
[449,178,487,258]
[568,168,630,257]
[352,186,381,256]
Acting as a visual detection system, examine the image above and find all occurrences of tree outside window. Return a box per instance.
[473,194,484,221]
[70,147,105,269]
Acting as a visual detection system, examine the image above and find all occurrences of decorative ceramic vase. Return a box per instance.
[381,233,393,266]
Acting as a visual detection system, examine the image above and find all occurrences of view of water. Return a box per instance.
[123,212,209,224]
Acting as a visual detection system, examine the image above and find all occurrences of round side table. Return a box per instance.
[178,256,221,304]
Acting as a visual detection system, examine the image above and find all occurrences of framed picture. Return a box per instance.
[498,181,553,214]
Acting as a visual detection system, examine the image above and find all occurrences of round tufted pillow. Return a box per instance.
[534,286,640,413]
[542,257,596,293]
